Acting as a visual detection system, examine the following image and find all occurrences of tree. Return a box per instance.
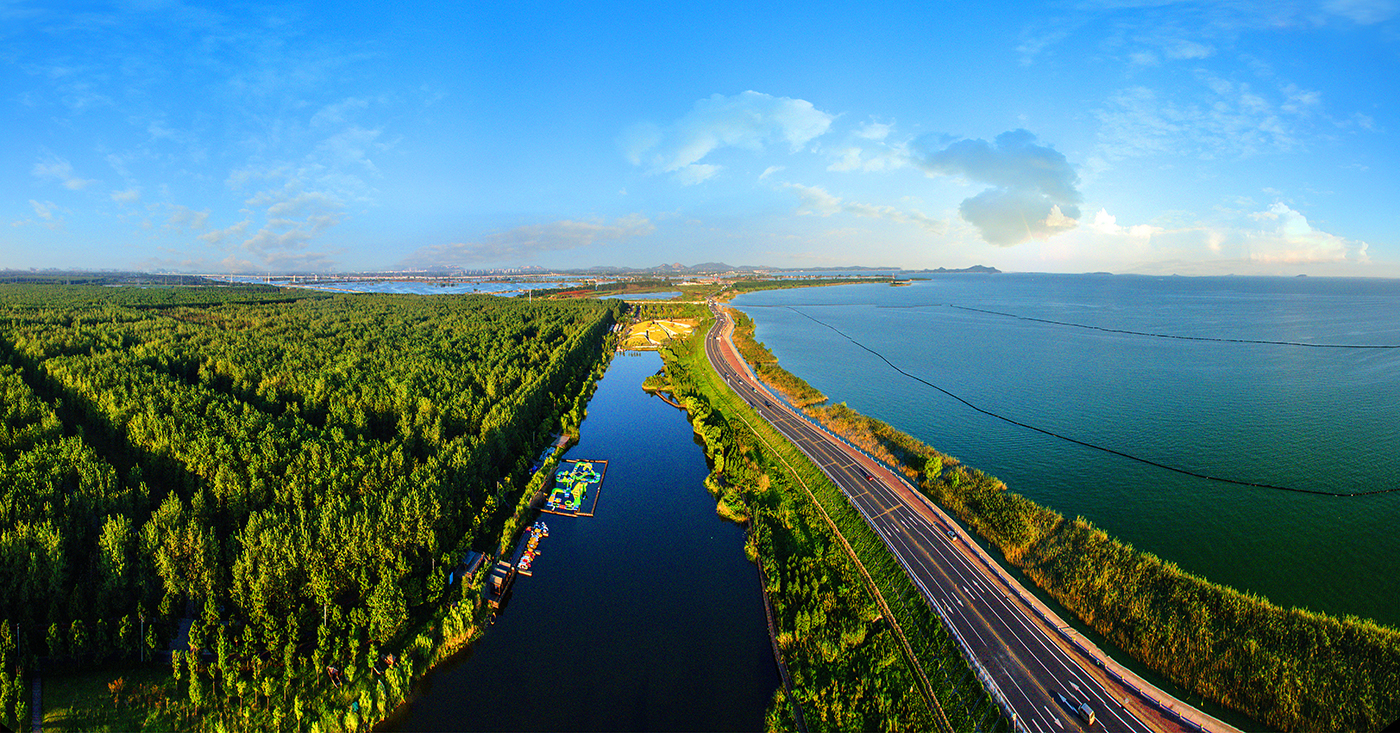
[97,514,133,616]
[69,619,87,661]
[368,576,407,644]
[46,623,61,660]
[118,615,134,655]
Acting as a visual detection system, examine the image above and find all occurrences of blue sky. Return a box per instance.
[3,1,1397,275]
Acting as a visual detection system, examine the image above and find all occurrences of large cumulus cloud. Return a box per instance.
[913,129,1082,246]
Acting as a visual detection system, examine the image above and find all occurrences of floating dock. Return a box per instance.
[543,459,607,517]
[513,521,549,576]
[487,560,517,608]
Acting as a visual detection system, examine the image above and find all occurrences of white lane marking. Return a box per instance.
[898,524,1148,732]
[864,501,1133,728]
[742,374,1152,733]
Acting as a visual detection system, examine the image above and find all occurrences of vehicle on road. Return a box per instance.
[861,471,874,481]
[1055,692,1096,727]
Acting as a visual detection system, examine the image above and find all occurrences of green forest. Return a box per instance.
[0,284,620,730]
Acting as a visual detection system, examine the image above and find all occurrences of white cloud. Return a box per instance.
[1246,202,1367,263]
[241,214,343,254]
[675,163,721,185]
[784,183,945,234]
[787,183,843,216]
[207,115,386,269]
[25,199,64,230]
[1036,202,1372,274]
[758,165,785,180]
[1095,75,1319,162]
[623,91,834,183]
[200,217,251,246]
[1163,39,1213,60]
[165,205,210,232]
[310,98,370,129]
[1324,0,1398,24]
[401,214,656,267]
[829,147,864,172]
[111,187,141,204]
[912,129,1082,245]
[1091,208,1159,239]
[855,121,892,140]
[32,156,97,190]
[314,126,382,174]
[827,142,909,173]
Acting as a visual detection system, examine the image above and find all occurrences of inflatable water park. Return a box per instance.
[545,458,607,517]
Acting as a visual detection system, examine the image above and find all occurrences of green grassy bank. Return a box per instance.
[653,313,1008,733]
[731,310,1400,733]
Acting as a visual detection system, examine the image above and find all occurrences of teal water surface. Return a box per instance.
[734,274,1400,629]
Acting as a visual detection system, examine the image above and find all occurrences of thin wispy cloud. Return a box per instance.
[622,91,834,184]
[1095,72,1325,162]
[401,215,656,268]
[785,183,945,234]
[32,156,97,190]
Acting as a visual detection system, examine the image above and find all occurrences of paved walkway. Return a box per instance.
[31,676,41,733]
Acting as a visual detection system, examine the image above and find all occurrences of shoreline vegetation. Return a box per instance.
[727,304,1400,733]
[0,283,621,732]
[649,307,1009,733]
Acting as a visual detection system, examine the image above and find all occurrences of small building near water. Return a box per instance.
[449,550,488,587]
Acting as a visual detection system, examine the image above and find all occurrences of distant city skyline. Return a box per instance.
[4,1,1397,277]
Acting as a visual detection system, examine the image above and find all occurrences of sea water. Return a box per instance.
[733,274,1400,628]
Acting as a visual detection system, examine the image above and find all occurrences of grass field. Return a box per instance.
[621,319,696,349]
[41,664,184,732]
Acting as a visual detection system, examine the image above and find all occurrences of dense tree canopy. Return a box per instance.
[0,285,618,729]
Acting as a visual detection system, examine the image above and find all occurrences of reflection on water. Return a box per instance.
[383,352,778,731]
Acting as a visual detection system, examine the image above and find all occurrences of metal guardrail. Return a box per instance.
[708,312,1009,732]
[714,303,1228,733]
[890,466,1221,733]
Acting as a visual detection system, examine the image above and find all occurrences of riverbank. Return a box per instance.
[653,310,1008,732]
[381,351,777,731]
[731,306,1400,732]
[362,350,614,731]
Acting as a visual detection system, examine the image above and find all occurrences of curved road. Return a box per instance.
[701,301,1236,733]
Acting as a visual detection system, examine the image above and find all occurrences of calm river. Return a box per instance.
[383,351,778,731]
[733,274,1400,629]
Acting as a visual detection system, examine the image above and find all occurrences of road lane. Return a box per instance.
[693,301,1228,733]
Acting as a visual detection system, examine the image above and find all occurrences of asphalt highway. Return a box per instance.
[701,301,1161,733]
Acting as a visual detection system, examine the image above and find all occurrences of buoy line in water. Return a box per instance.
[945,303,1400,349]
[745,302,1400,349]
[783,306,1399,498]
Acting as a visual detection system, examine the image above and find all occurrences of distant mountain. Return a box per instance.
[909,265,1001,274]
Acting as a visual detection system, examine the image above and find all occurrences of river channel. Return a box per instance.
[383,351,779,731]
